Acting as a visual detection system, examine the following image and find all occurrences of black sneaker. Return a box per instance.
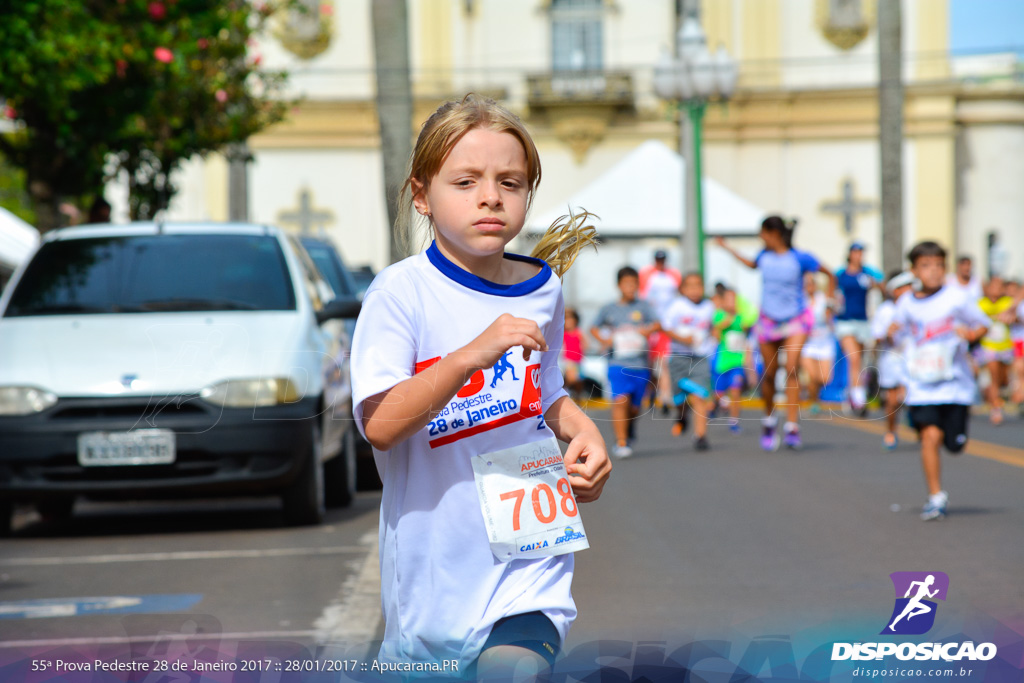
[694,436,709,451]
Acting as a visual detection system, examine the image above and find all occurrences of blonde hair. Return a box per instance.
[398,93,597,277]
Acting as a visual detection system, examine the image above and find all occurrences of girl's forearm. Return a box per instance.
[362,353,477,451]
[544,395,601,443]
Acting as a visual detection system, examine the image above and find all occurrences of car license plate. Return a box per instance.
[77,430,176,467]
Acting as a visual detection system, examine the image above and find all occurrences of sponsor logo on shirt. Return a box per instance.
[910,317,955,342]
[416,355,544,448]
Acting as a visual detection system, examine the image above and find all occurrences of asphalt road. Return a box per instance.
[0,406,1021,681]
[563,405,1024,679]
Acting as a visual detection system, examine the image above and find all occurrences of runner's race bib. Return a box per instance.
[674,325,706,350]
[906,339,958,383]
[472,436,589,562]
[723,330,746,353]
[987,322,1009,344]
[612,327,647,357]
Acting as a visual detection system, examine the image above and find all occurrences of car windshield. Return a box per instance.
[301,240,355,297]
[4,234,296,317]
[351,267,376,298]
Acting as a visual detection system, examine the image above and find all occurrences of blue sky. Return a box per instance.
[949,0,1024,57]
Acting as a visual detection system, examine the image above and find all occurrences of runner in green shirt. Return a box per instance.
[712,288,752,433]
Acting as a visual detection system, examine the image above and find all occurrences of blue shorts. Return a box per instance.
[477,611,560,669]
[608,365,652,408]
[714,367,746,394]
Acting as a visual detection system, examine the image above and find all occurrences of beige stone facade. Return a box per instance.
[153,0,1024,285]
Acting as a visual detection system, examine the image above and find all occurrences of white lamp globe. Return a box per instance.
[678,17,706,61]
[690,46,716,98]
[713,45,739,97]
[653,48,678,100]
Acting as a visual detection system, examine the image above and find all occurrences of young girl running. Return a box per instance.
[800,271,836,415]
[351,94,611,679]
[715,217,836,450]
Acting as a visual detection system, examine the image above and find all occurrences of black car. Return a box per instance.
[298,236,380,490]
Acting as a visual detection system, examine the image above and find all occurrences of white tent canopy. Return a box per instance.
[0,207,40,271]
[528,140,765,237]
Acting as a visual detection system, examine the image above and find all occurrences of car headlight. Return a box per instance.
[0,386,58,416]
[199,378,302,408]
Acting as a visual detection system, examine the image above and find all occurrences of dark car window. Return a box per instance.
[4,234,296,317]
[351,265,376,298]
[299,238,357,298]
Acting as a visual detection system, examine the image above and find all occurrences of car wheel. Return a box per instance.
[281,419,326,526]
[325,426,356,508]
[36,497,75,522]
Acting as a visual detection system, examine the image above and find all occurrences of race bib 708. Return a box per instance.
[472,436,590,562]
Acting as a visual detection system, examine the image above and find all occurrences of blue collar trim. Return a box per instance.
[426,241,552,297]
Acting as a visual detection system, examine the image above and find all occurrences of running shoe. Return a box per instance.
[612,444,633,459]
[783,426,802,450]
[694,436,710,451]
[671,421,684,437]
[882,432,898,450]
[990,407,1004,426]
[729,421,742,435]
[807,403,822,416]
[920,491,948,521]
[760,426,780,451]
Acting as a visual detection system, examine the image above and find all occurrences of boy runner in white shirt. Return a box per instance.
[890,242,989,521]
[661,272,717,450]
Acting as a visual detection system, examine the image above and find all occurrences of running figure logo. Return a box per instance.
[490,351,519,388]
[881,571,949,635]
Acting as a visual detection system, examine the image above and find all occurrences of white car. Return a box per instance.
[0,222,361,534]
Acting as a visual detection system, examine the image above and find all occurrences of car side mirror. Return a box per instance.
[316,297,362,325]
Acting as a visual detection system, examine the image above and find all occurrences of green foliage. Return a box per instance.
[0,150,36,225]
[0,0,295,228]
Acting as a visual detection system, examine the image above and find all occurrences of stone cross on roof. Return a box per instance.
[820,178,876,235]
[277,188,333,235]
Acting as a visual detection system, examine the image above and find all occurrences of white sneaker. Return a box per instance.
[920,490,948,521]
[612,444,633,459]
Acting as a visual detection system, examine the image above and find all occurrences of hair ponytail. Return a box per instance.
[784,217,797,249]
[529,208,600,278]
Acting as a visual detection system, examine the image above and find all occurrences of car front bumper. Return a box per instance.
[0,395,319,502]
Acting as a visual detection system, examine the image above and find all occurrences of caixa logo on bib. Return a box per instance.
[831,571,998,662]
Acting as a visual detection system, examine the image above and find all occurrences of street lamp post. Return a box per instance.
[654,17,737,278]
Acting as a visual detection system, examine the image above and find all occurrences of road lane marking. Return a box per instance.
[0,546,364,567]
[314,530,382,648]
[0,594,204,620]
[0,631,320,648]
[825,414,1024,469]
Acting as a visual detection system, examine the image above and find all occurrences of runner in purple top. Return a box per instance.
[716,216,836,451]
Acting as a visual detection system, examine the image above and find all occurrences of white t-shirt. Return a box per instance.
[871,300,898,349]
[350,244,574,668]
[872,299,906,387]
[1013,300,1024,343]
[661,296,716,356]
[642,268,682,319]
[944,273,983,301]
[892,286,990,405]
